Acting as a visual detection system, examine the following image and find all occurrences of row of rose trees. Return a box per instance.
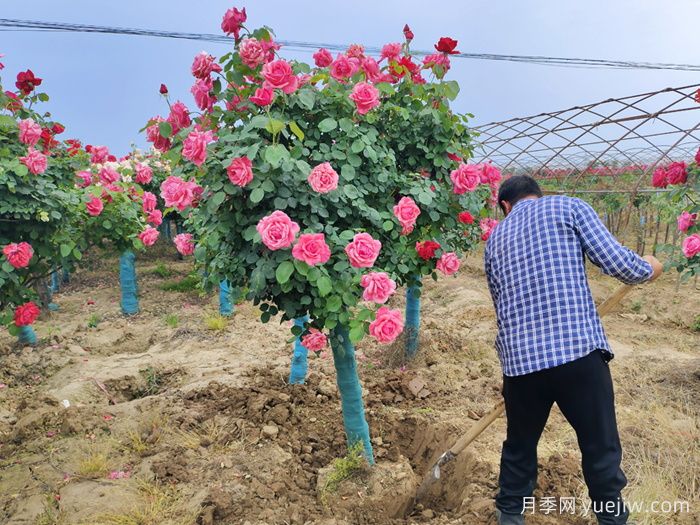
[140,5,499,462]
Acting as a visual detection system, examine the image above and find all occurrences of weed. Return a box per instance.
[87,313,101,328]
[630,300,643,313]
[204,314,227,331]
[150,263,172,278]
[320,442,368,501]
[77,451,110,479]
[164,314,179,328]
[159,273,200,293]
[35,494,66,525]
[692,315,700,332]
[138,367,163,397]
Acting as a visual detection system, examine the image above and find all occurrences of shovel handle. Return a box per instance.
[597,283,634,318]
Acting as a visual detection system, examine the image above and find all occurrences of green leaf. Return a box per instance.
[327,295,342,312]
[0,115,17,129]
[351,140,365,154]
[318,118,337,133]
[275,261,295,284]
[293,259,310,276]
[442,80,460,101]
[212,191,226,206]
[298,89,316,110]
[158,121,173,138]
[382,220,394,231]
[264,144,287,168]
[60,243,72,258]
[289,121,305,141]
[265,119,286,135]
[418,191,433,205]
[317,276,332,297]
[349,324,365,343]
[340,164,355,180]
[250,188,265,203]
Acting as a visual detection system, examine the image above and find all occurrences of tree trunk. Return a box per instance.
[330,325,374,464]
[119,250,139,315]
[219,280,233,316]
[404,278,421,359]
[288,316,310,385]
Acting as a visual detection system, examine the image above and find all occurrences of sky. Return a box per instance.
[1,0,699,155]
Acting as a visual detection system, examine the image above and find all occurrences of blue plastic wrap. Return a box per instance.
[50,270,60,293]
[330,325,375,464]
[405,277,421,359]
[288,315,310,384]
[219,280,234,316]
[61,267,70,284]
[119,250,139,315]
[18,325,37,345]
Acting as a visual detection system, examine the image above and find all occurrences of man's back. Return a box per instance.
[484,195,652,377]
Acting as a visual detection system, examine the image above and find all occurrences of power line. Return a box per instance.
[2,18,700,72]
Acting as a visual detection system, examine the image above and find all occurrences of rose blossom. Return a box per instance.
[380,43,402,62]
[147,209,163,226]
[458,211,475,224]
[227,156,254,187]
[479,163,502,186]
[369,307,404,344]
[14,302,40,326]
[330,54,359,81]
[450,163,480,194]
[160,176,200,211]
[361,57,381,83]
[302,329,327,352]
[76,170,92,188]
[665,161,687,185]
[167,101,191,133]
[682,233,700,258]
[146,118,171,152]
[480,218,499,241]
[86,196,104,217]
[423,53,451,73]
[393,197,421,234]
[261,59,299,94]
[3,242,33,268]
[249,87,275,106]
[256,211,300,250]
[142,191,157,212]
[139,226,160,247]
[90,145,110,164]
[416,240,440,260]
[349,82,380,115]
[435,37,459,54]
[174,233,195,256]
[191,51,222,79]
[182,129,215,166]
[292,233,331,266]
[134,163,153,184]
[18,118,42,146]
[436,252,460,276]
[695,147,700,165]
[313,48,333,67]
[20,147,47,175]
[651,167,668,188]
[15,70,42,94]
[191,77,216,112]
[677,211,697,233]
[347,44,365,59]
[239,38,266,68]
[345,232,381,268]
[307,162,339,193]
[99,166,120,185]
[360,272,396,304]
[221,6,246,39]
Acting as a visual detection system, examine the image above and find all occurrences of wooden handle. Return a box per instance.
[597,284,634,318]
[450,400,505,456]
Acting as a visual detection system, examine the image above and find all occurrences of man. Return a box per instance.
[484,175,663,525]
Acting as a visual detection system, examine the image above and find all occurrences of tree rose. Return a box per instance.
[651,167,668,188]
[393,196,421,234]
[436,252,460,276]
[292,233,331,266]
[677,211,697,233]
[256,210,300,250]
[134,163,153,184]
[182,129,215,166]
[90,145,110,164]
[18,118,42,146]
[14,301,40,326]
[369,307,404,344]
[261,60,298,94]
[330,54,359,81]
[313,48,333,68]
[139,226,160,247]
[142,191,157,213]
[167,101,192,133]
[665,161,687,185]
[174,233,195,256]
[3,242,33,268]
[86,196,104,216]
[160,175,200,211]
[302,329,328,352]
[344,232,381,268]
[20,147,47,175]
[307,162,339,193]
[249,87,274,106]
[221,6,246,38]
[191,51,222,79]
[349,82,380,115]
[146,118,171,152]
[450,163,480,194]
[416,240,440,260]
[76,170,92,188]
[99,166,120,185]
[191,77,215,112]
[380,43,402,62]
[147,209,163,226]
[227,156,254,187]
[682,234,700,258]
[360,272,396,304]
[239,38,266,68]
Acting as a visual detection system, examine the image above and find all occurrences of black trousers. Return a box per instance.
[496,350,629,524]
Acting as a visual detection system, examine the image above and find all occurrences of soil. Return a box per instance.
[0,246,698,525]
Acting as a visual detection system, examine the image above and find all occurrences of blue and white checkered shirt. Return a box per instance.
[484,196,653,376]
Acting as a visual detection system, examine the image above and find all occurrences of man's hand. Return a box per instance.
[642,255,663,282]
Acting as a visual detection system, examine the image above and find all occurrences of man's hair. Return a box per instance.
[497,175,543,214]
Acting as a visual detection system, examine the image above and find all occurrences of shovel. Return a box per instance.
[414,282,635,501]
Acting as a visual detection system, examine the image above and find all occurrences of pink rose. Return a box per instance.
[99,166,120,185]
[393,196,421,235]
[182,129,215,166]
[76,170,93,188]
[18,118,42,146]
[3,242,33,268]
[450,163,480,194]
[360,272,396,304]
[249,87,275,106]
[347,44,365,59]
[695,147,700,165]
[330,54,360,81]
[142,191,157,212]
[256,210,300,250]
[160,176,200,211]
[167,101,191,133]
[480,218,499,241]
[261,60,299,94]
[651,167,668,188]
[361,57,381,82]
[90,145,110,164]
[147,209,163,226]
[677,211,697,233]
[349,82,380,115]
[436,252,460,276]
[139,226,160,247]
[292,233,331,266]
[134,163,153,184]
[369,307,404,344]
[345,232,381,268]
[221,6,246,39]
[191,77,216,112]
[85,196,104,217]
[302,329,327,352]
[682,233,700,258]
[20,147,47,175]
[239,38,266,69]
[313,48,333,68]
[307,162,339,193]
[174,233,195,256]
[191,51,222,79]
[14,301,40,326]
[380,43,402,62]
[479,163,502,186]
[666,161,687,185]
[227,156,254,187]
[146,118,171,152]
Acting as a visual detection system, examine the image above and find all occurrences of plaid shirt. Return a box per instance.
[484,196,653,376]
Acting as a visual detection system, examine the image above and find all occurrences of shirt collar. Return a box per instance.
[512,198,538,212]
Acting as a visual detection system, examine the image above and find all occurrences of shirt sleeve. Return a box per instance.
[484,242,499,309]
[572,198,653,284]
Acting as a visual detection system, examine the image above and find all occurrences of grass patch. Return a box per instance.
[159,273,200,293]
[204,314,227,331]
[87,313,101,329]
[35,494,66,525]
[77,451,110,479]
[137,367,164,398]
[164,314,179,328]
[692,314,700,332]
[320,442,369,502]
[630,299,643,313]
[149,263,173,279]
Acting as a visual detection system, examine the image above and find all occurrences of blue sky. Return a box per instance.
[1,0,698,154]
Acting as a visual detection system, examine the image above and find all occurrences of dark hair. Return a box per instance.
[497,175,543,214]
